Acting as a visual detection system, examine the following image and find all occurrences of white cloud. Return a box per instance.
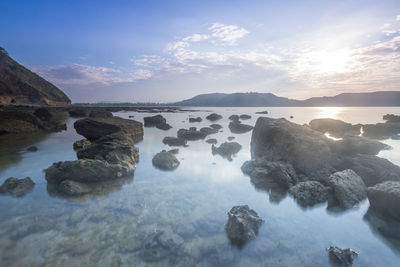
[209,22,249,45]
[183,34,210,42]
[397,14,400,21]
[166,41,189,51]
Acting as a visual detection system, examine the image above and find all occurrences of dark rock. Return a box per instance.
[57,180,92,196]
[210,124,222,130]
[129,115,135,118]
[239,114,251,120]
[206,138,217,144]
[73,139,91,150]
[0,110,60,134]
[327,169,367,209]
[255,111,268,114]
[228,115,240,122]
[89,111,113,118]
[162,136,187,147]
[206,113,222,121]
[362,122,400,140]
[200,127,219,135]
[68,109,90,117]
[392,134,400,140]
[189,117,202,122]
[74,116,143,141]
[227,136,235,141]
[33,108,53,121]
[152,150,180,170]
[288,181,329,207]
[327,246,358,266]
[144,115,166,127]
[229,122,253,134]
[225,205,263,247]
[383,114,400,123]
[290,116,294,119]
[155,123,172,130]
[168,148,179,154]
[177,128,207,141]
[367,181,400,220]
[212,142,242,161]
[309,118,361,138]
[27,146,38,152]
[0,177,35,197]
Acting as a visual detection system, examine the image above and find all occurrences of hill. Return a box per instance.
[0,47,71,106]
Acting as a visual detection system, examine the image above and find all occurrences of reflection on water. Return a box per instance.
[0,107,400,266]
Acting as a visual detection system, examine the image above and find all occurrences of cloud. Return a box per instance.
[209,22,249,45]
[166,41,189,51]
[397,14,400,21]
[183,34,210,42]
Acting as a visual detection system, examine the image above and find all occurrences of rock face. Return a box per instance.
[229,122,254,134]
[152,150,180,170]
[367,181,400,220]
[225,205,263,246]
[163,136,187,147]
[212,142,242,161]
[327,246,358,266]
[206,113,222,121]
[309,118,361,137]
[189,117,202,122]
[327,170,367,209]
[288,181,329,207]
[177,128,207,141]
[144,115,166,126]
[0,177,35,197]
[74,117,143,141]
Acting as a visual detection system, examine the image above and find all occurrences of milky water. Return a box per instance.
[0,107,400,266]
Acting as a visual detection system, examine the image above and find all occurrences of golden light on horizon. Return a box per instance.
[316,106,343,119]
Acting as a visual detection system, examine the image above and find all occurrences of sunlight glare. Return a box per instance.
[317,107,343,119]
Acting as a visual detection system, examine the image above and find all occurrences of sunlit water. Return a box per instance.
[0,107,400,266]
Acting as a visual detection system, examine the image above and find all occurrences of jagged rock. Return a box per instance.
[200,127,219,135]
[225,205,263,246]
[229,122,253,134]
[206,113,222,121]
[239,114,251,120]
[155,123,172,130]
[0,177,35,197]
[327,169,367,209]
[144,115,166,127]
[309,118,361,137]
[89,110,113,118]
[45,159,132,183]
[367,181,400,220]
[177,128,207,141]
[206,138,217,144]
[210,124,222,130]
[327,246,358,266]
[73,139,91,150]
[68,109,90,117]
[212,142,242,161]
[241,159,298,189]
[152,150,180,170]
[189,117,202,122]
[162,136,187,147]
[74,116,143,141]
[229,115,240,122]
[288,181,329,207]
[27,146,38,152]
[57,180,92,196]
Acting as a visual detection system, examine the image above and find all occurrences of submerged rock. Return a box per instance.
[0,177,35,197]
[225,205,263,247]
[152,150,180,170]
[163,136,187,147]
[200,127,219,135]
[177,128,207,141]
[189,117,202,122]
[155,123,172,130]
[229,122,253,134]
[57,180,92,196]
[367,181,400,220]
[212,142,242,161]
[239,114,251,120]
[327,246,358,266]
[206,138,217,144]
[206,113,222,121]
[143,114,166,127]
[289,181,329,207]
[227,136,235,141]
[210,123,223,130]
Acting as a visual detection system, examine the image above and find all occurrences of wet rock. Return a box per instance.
[206,138,217,144]
[155,123,172,130]
[227,136,235,141]
[239,114,251,120]
[177,128,207,141]
[288,181,329,207]
[225,205,263,247]
[27,146,38,152]
[57,180,92,196]
[68,109,90,117]
[255,110,268,114]
[143,114,166,127]
[168,148,179,154]
[89,110,113,118]
[367,181,400,220]
[163,136,187,147]
[327,169,367,209]
[200,127,219,135]
[229,115,240,122]
[152,150,180,170]
[189,117,202,122]
[206,113,222,121]
[383,114,400,123]
[45,159,132,183]
[73,139,91,150]
[229,122,253,134]
[212,142,242,161]
[74,116,143,141]
[309,118,361,138]
[0,177,35,197]
[210,124,222,130]
[327,246,358,266]
[329,136,389,156]
[242,159,298,189]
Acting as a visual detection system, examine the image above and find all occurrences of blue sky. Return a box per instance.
[1,0,400,102]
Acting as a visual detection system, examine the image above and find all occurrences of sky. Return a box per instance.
[1,0,400,103]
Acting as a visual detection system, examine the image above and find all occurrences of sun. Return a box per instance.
[312,49,352,74]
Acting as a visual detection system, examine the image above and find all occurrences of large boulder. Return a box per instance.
[367,181,400,220]
[288,181,329,207]
[229,122,253,134]
[0,177,35,197]
[74,116,143,141]
[309,118,361,137]
[327,169,367,209]
[225,205,263,246]
[152,150,180,170]
[144,115,166,127]
[206,113,222,121]
[162,136,187,147]
[212,142,242,161]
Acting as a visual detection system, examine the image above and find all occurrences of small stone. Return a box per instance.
[327,246,358,266]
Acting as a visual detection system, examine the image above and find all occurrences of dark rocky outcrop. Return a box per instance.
[229,122,253,134]
[206,113,222,121]
[189,117,202,122]
[57,180,92,196]
[177,128,207,141]
[212,142,242,161]
[163,136,187,147]
[288,181,329,207]
[144,115,166,127]
[152,150,180,170]
[327,246,358,266]
[0,177,35,197]
[367,181,400,220]
[225,205,263,247]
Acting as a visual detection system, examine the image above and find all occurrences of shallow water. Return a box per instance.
[0,107,400,266]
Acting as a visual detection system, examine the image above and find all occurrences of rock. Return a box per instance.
[129,115,135,118]
[327,169,367,209]
[309,118,361,137]
[155,123,172,130]
[33,108,53,121]
[89,110,113,118]
[225,205,263,246]
[206,113,222,121]
[229,115,240,123]
[177,128,207,141]
[73,139,91,150]
[229,122,253,134]
[168,148,179,154]
[144,115,166,127]
[288,181,329,207]
[206,138,217,144]
[212,142,242,161]
[200,127,219,135]
[0,177,35,197]
[209,124,222,130]
[189,117,202,122]
[27,146,38,152]
[163,136,187,147]
[383,114,400,123]
[362,122,400,139]
[367,181,400,220]
[239,114,251,120]
[68,109,90,117]
[327,246,358,266]
[255,111,268,114]
[392,134,400,140]
[45,159,132,183]
[57,180,92,196]
[328,135,389,156]
[241,159,298,189]
[290,116,294,119]
[152,150,180,170]
[74,116,143,141]
[227,136,235,141]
